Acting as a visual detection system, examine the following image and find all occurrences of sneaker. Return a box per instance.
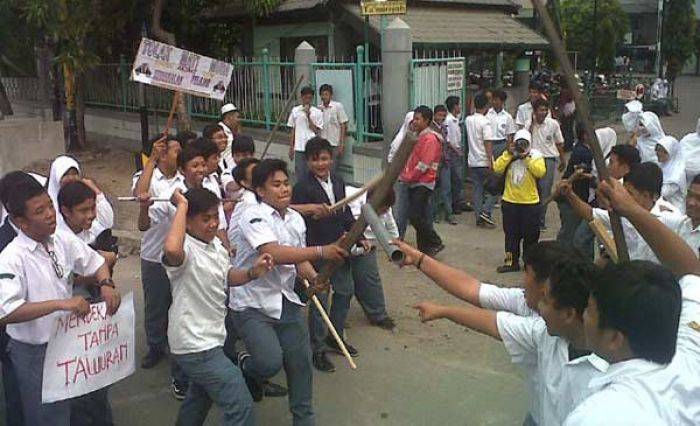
[479,212,496,227]
[446,215,458,225]
[496,264,521,273]
[370,317,396,331]
[171,378,187,401]
[312,352,336,373]
[476,217,496,229]
[325,336,359,357]
[237,351,263,402]
[263,381,288,398]
[141,347,165,369]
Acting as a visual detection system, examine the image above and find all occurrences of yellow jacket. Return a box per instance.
[493,151,546,204]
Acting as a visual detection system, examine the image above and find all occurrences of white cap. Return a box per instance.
[221,103,238,116]
[514,129,532,143]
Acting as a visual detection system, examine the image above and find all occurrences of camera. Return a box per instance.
[514,138,530,155]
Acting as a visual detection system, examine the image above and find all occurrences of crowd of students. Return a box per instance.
[0,76,698,426]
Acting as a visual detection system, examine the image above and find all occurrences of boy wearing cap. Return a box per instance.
[219,103,242,174]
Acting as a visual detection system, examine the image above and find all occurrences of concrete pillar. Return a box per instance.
[381,18,412,163]
[294,41,317,97]
[513,57,531,112]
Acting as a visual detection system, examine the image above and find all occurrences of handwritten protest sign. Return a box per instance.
[131,37,234,101]
[42,293,135,403]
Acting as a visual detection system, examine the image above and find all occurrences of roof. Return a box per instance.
[619,0,658,14]
[343,4,548,48]
[276,0,326,12]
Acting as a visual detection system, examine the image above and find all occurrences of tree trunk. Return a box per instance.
[0,78,13,117]
[35,41,52,110]
[151,0,191,132]
[75,73,88,149]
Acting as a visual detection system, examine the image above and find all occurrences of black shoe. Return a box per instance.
[457,202,474,212]
[141,347,165,369]
[479,212,496,227]
[312,352,336,373]
[171,378,187,401]
[370,317,396,331]
[263,381,288,398]
[237,351,264,402]
[424,244,445,257]
[325,336,359,357]
[497,264,521,273]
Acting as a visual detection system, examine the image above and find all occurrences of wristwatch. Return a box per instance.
[97,278,116,288]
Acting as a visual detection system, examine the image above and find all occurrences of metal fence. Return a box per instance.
[2,77,40,102]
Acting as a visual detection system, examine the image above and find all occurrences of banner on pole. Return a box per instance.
[42,293,136,403]
[131,38,233,101]
[361,0,406,15]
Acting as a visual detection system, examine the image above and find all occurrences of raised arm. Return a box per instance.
[258,241,346,265]
[163,189,188,267]
[413,301,500,340]
[562,180,593,221]
[227,253,274,286]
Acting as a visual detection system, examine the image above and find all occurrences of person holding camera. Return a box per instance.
[493,130,546,273]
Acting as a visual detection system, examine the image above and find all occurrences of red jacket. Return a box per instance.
[399,128,442,185]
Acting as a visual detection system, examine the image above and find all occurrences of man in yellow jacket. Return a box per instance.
[494,129,546,272]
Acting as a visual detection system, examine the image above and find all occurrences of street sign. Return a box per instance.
[360,0,406,15]
[447,61,464,91]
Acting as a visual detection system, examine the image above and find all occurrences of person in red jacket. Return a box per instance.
[399,105,444,255]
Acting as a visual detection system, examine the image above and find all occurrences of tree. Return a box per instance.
[662,0,696,80]
[560,0,630,74]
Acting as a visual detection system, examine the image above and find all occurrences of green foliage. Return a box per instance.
[560,0,630,73]
[662,0,696,79]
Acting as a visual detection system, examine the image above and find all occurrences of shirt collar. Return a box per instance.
[155,167,183,182]
[566,352,609,372]
[587,358,664,390]
[259,200,290,220]
[315,174,332,185]
[185,232,216,251]
[15,229,50,252]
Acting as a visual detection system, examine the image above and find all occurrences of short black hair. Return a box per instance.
[3,176,47,218]
[445,96,460,113]
[547,258,597,316]
[176,131,198,147]
[693,174,700,186]
[610,145,641,168]
[433,104,447,115]
[0,171,38,209]
[300,86,314,96]
[304,136,333,160]
[492,88,507,102]
[177,145,204,169]
[626,162,662,197]
[592,261,681,364]
[202,124,225,140]
[319,84,333,94]
[184,188,220,218]
[529,81,544,92]
[233,158,260,186]
[473,93,488,110]
[232,135,255,155]
[413,105,433,122]
[252,159,288,200]
[57,181,96,211]
[532,97,549,111]
[190,137,219,160]
[523,241,576,283]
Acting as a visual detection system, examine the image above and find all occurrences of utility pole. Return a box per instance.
[655,0,665,77]
[589,0,599,94]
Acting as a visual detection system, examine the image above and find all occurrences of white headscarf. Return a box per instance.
[656,136,687,211]
[47,155,81,207]
[680,118,700,185]
[621,100,643,133]
[387,111,415,163]
[510,129,542,186]
[637,111,665,163]
[592,127,617,177]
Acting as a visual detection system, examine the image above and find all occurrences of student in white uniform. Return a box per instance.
[515,81,549,128]
[318,84,349,171]
[395,239,594,426]
[680,118,700,186]
[47,155,114,241]
[466,92,498,228]
[562,162,693,264]
[635,111,665,163]
[0,178,120,426]
[218,103,242,169]
[487,88,517,159]
[162,187,274,426]
[656,135,688,213]
[287,86,323,179]
[407,242,606,426]
[687,175,700,256]
[565,178,700,425]
[230,159,347,422]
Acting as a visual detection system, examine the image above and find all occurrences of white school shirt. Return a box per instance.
[202,173,228,230]
[591,198,693,263]
[688,224,700,257]
[487,108,517,141]
[526,117,564,158]
[316,175,335,204]
[164,234,230,355]
[318,101,348,146]
[287,105,323,152]
[444,112,462,153]
[229,202,306,319]
[466,112,496,167]
[516,102,551,127]
[497,314,609,426]
[132,168,185,263]
[227,189,258,255]
[90,193,115,238]
[0,229,105,344]
[345,186,399,243]
[150,185,226,236]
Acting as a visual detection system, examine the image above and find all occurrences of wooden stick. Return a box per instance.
[588,219,619,263]
[302,279,357,370]
[261,76,305,159]
[530,0,630,262]
[328,173,383,213]
[164,91,181,136]
[118,196,237,203]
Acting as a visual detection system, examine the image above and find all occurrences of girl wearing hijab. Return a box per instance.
[635,111,666,163]
[656,136,688,213]
[47,155,114,242]
[680,118,700,186]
